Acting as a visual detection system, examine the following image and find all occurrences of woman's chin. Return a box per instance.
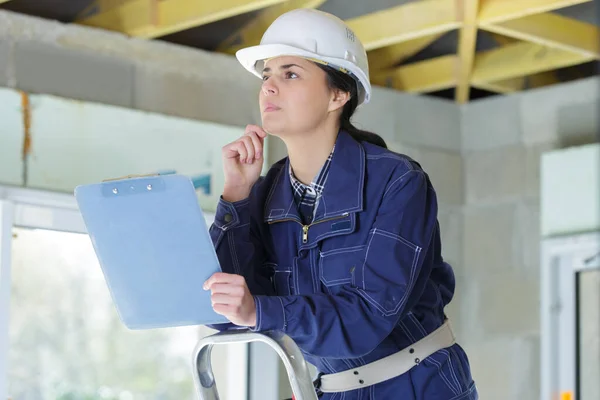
[261,119,286,137]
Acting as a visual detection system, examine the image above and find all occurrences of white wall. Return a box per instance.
[0,87,252,213]
[459,76,599,400]
[541,143,600,237]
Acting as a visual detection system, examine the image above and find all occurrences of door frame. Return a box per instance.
[540,231,600,400]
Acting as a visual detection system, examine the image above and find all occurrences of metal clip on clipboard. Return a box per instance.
[192,329,319,400]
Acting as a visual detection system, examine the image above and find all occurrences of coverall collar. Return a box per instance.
[263,130,365,223]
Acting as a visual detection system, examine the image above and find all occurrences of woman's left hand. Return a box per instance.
[203,272,257,327]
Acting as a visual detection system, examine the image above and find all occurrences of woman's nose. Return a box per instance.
[262,80,278,96]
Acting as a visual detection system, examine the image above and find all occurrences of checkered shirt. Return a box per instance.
[289,146,335,224]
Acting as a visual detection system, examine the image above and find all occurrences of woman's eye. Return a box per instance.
[286,72,298,79]
[262,75,269,81]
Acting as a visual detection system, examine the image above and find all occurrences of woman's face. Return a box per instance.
[259,56,338,137]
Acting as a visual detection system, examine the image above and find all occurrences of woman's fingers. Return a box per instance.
[203,272,244,290]
[223,141,247,161]
[208,282,245,296]
[211,293,243,306]
[239,135,255,163]
[204,272,257,327]
[221,125,266,164]
[245,124,268,139]
[245,131,263,161]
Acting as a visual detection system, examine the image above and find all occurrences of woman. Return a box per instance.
[203,8,478,400]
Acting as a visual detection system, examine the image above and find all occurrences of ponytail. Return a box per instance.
[317,64,388,149]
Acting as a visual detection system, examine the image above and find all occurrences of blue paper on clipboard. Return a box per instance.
[74,174,229,329]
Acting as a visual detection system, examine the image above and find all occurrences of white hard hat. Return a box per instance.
[236,8,372,106]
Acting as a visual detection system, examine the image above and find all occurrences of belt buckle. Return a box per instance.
[313,372,324,396]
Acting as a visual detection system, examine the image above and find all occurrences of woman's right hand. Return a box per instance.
[221,125,267,202]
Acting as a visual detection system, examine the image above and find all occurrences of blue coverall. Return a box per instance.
[209,130,478,399]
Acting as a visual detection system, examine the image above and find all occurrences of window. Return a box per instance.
[1,186,247,400]
[9,226,209,399]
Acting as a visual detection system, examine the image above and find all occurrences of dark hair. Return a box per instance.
[316,64,387,149]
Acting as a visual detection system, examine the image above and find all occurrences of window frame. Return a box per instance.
[541,231,600,400]
[0,184,251,399]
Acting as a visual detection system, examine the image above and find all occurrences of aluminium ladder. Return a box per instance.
[192,329,319,400]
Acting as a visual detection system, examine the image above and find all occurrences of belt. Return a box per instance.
[316,319,456,393]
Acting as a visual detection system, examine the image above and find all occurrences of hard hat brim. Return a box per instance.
[236,43,371,105]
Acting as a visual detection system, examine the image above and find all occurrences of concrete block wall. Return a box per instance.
[460,76,600,400]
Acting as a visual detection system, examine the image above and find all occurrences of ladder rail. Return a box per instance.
[192,329,319,400]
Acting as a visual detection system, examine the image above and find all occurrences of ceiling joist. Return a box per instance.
[472,77,526,93]
[371,55,458,93]
[481,12,599,58]
[217,0,326,55]
[367,33,443,71]
[70,0,596,101]
[373,39,592,95]
[77,0,290,38]
[346,0,461,51]
[455,0,480,103]
[471,42,595,83]
[478,0,592,24]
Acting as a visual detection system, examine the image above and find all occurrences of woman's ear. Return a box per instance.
[328,89,350,113]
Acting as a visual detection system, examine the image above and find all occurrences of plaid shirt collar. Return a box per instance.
[289,145,335,208]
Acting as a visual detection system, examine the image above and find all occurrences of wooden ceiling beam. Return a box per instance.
[480,12,599,58]
[346,0,461,51]
[76,0,289,38]
[367,33,443,71]
[471,41,594,84]
[455,0,480,103]
[371,55,458,93]
[372,38,591,94]
[472,77,526,93]
[478,0,592,25]
[217,0,326,55]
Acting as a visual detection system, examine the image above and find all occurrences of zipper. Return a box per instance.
[268,213,349,244]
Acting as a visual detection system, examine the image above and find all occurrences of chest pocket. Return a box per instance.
[319,245,366,293]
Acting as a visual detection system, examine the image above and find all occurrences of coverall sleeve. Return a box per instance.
[250,169,438,358]
[209,196,276,297]
[205,194,276,331]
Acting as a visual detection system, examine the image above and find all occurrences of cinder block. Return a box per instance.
[461,96,522,152]
[406,146,463,206]
[462,338,516,400]
[0,39,10,87]
[438,206,463,267]
[14,40,134,107]
[478,269,540,336]
[520,77,599,145]
[525,141,558,199]
[463,203,518,275]
[557,101,600,146]
[0,87,23,185]
[464,144,527,204]
[133,68,260,128]
[516,200,542,275]
[352,86,399,144]
[465,337,540,400]
[395,95,462,152]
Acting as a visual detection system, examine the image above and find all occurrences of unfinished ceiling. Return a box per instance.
[0,0,598,102]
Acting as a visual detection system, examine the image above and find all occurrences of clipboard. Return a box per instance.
[74,173,229,329]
